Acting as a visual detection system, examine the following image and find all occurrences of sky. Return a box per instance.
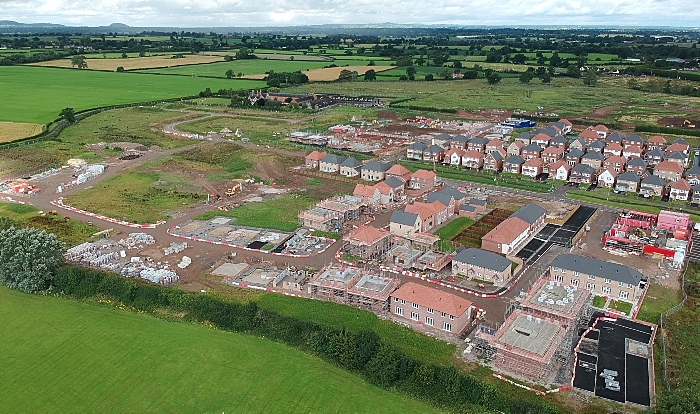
[1,0,698,28]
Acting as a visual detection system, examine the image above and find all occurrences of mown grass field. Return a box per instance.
[0,121,44,142]
[0,201,101,246]
[28,54,224,71]
[0,66,266,124]
[64,171,203,224]
[435,217,475,241]
[0,286,442,414]
[195,194,315,232]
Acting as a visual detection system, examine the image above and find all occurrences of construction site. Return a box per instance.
[298,195,368,232]
[450,208,514,248]
[602,209,690,266]
[307,264,400,311]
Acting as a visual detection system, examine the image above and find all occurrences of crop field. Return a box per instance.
[0,287,441,414]
[195,194,315,232]
[0,66,267,124]
[301,65,395,81]
[138,59,332,77]
[64,171,203,224]
[29,54,224,71]
[0,121,43,142]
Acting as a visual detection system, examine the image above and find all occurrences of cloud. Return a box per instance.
[0,0,697,27]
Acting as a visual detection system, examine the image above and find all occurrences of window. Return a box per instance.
[588,275,596,280]
[602,286,611,295]
[410,312,419,321]
[442,322,452,332]
[449,315,455,320]
[427,308,434,314]
[394,297,399,302]
[561,269,567,274]
[554,275,563,282]
[400,299,405,305]
[573,271,579,277]
[627,283,634,289]
[618,281,624,287]
[586,283,595,290]
[425,317,434,326]
[619,291,629,300]
[571,279,579,287]
[395,307,403,316]
[604,278,611,284]
[440,312,446,318]
[412,303,419,309]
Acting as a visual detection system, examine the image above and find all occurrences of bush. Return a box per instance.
[0,227,65,293]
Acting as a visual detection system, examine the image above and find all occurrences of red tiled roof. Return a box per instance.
[671,178,692,191]
[542,147,564,155]
[353,183,379,197]
[306,150,327,161]
[386,164,411,176]
[624,144,644,154]
[605,142,623,151]
[483,217,531,244]
[375,182,393,195]
[593,124,609,132]
[666,142,688,153]
[524,157,543,167]
[579,129,599,139]
[600,168,619,178]
[462,150,484,159]
[391,282,472,317]
[344,225,390,245]
[444,148,465,157]
[655,161,684,173]
[604,156,627,165]
[532,133,552,142]
[648,135,667,144]
[411,169,437,180]
[549,160,571,171]
[510,140,525,148]
[487,139,504,147]
[559,119,573,127]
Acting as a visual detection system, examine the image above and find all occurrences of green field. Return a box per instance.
[435,217,475,241]
[137,59,332,77]
[195,194,315,232]
[0,66,266,124]
[0,286,442,414]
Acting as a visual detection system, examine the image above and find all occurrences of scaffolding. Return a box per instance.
[298,195,368,231]
[308,265,362,303]
[414,250,455,271]
[346,274,400,311]
[342,225,392,260]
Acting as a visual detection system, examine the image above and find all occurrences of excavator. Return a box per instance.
[226,179,245,197]
[684,119,696,128]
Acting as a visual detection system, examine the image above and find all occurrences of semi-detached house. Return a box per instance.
[481,203,546,255]
[549,254,643,302]
[390,282,474,335]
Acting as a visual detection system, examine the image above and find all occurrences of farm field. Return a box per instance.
[0,66,266,124]
[297,65,395,81]
[29,54,224,71]
[0,121,43,142]
[137,59,332,77]
[0,286,442,414]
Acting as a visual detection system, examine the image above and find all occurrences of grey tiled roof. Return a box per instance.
[453,248,512,272]
[384,176,405,188]
[340,157,363,168]
[390,210,419,226]
[642,175,664,186]
[321,154,346,164]
[627,157,647,167]
[582,151,604,160]
[617,171,640,183]
[572,164,595,175]
[551,254,643,285]
[361,161,392,172]
[510,203,546,224]
[505,155,525,165]
[566,148,584,158]
[408,142,427,151]
[426,192,453,208]
[438,187,466,200]
[523,143,543,152]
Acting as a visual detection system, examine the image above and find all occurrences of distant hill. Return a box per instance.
[0,20,67,28]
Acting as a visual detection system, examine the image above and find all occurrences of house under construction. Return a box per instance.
[298,195,367,231]
[308,264,398,310]
[346,274,400,311]
[602,210,690,260]
[342,225,392,260]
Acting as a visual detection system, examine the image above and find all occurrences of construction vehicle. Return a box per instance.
[684,119,696,128]
[226,180,245,197]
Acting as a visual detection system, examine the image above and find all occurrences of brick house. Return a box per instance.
[669,178,692,201]
[685,166,700,185]
[423,144,445,162]
[588,140,606,153]
[549,254,643,302]
[615,171,641,193]
[484,151,504,171]
[426,192,455,218]
[389,210,421,236]
[521,143,543,160]
[603,142,623,157]
[578,129,600,145]
[549,160,572,180]
[514,132,533,145]
[319,154,346,173]
[569,137,587,152]
[507,140,524,157]
[565,148,584,166]
[531,133,552,148]
[340,156,363,177]
[467,137,489,153]
[570,164,596,185]
[639,175,665,197]
[504,155,525,174]
[390,282,474,335]
[623,134,644,148]
[444,148,466,166]
[409,169,437,190]
[557,118,573,134]
[665,151,689,168]
[432,133,452,148]
[385,164,412,182]
[353,183,381,206]
[668,138,690,154]
[654,161,684,182]
[481,204,546,255]
[405,200,448,231]
[462,150,485,169]
[450,134,470,150]
[407,142,427,160]
[360,161,392,181]
[647,135,667,151]
[580,151,605,171]
[606,131,625,144]
[644,148,665,165]
[623,144,644,159]
[592,124,609,139]
[550,135,569,149]
[540,146,564,165]
[486,138,505,153]
[692,184,700,204]
[452,248,513,286]
[434,187,466,214]
[522,157,543,178]
[384,176,406,198]
[305,150,327,169]
[603,155,627,173]
[626,157,648,176]
[597,168,618,188]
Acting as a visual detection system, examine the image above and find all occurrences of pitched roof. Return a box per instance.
[685,166,700,176]
[444,148,466,157]
[542,146,564,155]
[487,138,504,147]
[617,171,640,183]
[425,144,445,153]
[386,164,411,176]
[405,202,437,220]
[642,174,664,186]
[354,183,379,197]
[344,225,390,245]
[666,142,688,153]
[671,178,692,191]
[572,163,595,175]
[589,140,606,150]
[487,151,503,162]
[361,161,391,172]
[605,142,623,151]
[459,205,477,213]
[654,160,684,173]
[551,135,568,144]
[469,137,489,146]
[391,282,473,317]
[604,155,627,165]
[551,254,642,285]
[535,127,559,137]
[532,133,552,142]
[408,142,428,151]
[306,150,327,161]
[627,157,647,167]
[509,140,525,148]
[559,118,573,127]
[593,124,609,132]
[579,129,600,140]
[599,168,619,178]
[411,169,436,180]
[384,176,406,188]
[321,154,346,164]
[548,121,566,130]
[516,132,533,140]
[427,192,454,207]
[571,137,586,146]
[549,160,571,171]
[645,148,664,158]
[467,198,487,207]
[437,187,466,200]
[511,203,546,224]
[483,217,531,244]
[453,248,512,272]
[463,150,484,159]
[581,151,604,160]
[606,132,625,142]
[673,137,689,146]
[340,156,363,168]
[375,181,393,195]
[433,133,452,141]
[390,210,420,226]
[648,135,667,144]
[566,148,584,158]
[523,143,543,152]
[451,134,469,143]
[505,155,525,165]
[624,134,644,143]
[524,157,543,167]
[666,151,687,160]
[624,144,644,153]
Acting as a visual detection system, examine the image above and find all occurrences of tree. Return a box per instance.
[583,70,598,86]
[70,55,87,69]
[567,64,581,78]
[368,60,375,66]
[452,59,462,69]
[116,66,125,72]
[486,72,501,85]
[627,78,641,90]
[363,69,376,81]
[424,74,434,81]
[541,73,552,84]
[138,51,146,57]
[225,69,234,79]
[406,66,417,80]
[0,227,65,293]
[337,69,358,81]
[121,52,128,58]
[519,69,535,84]
[59,107,76,124]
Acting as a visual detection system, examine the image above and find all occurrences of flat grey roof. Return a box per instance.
[498,313,562,356]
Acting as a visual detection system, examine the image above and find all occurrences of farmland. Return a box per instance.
[0,202,101,246]
[29,54,224,71]
[0,66,266,124]
[0,121,43,142]
[0,286,442,414]
[137,59,333,77]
